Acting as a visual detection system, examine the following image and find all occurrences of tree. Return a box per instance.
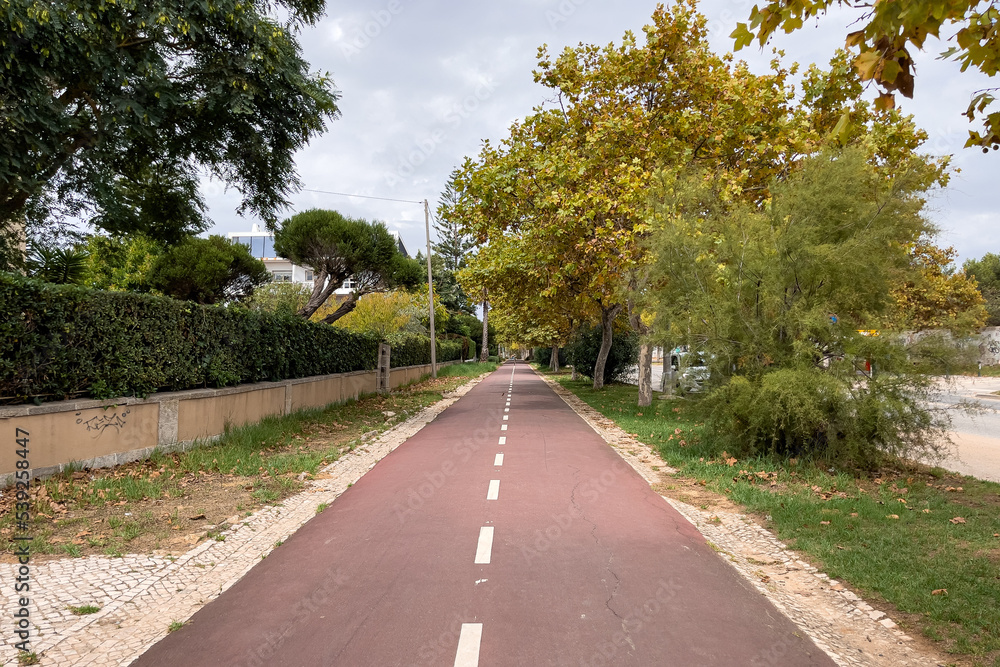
[330,290,449,339]
[148,235,270,304]
[453,2,801,394]
[273,209,422,323]
[431,173,477,314]
[646,149,953,467]
[25,243,89,285]
[732,0,1000,150]
[0,0,340,241]
[964,253,1000,326]
[83,233,163,292]
[887,243,987,333]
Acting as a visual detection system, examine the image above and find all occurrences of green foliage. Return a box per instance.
[148,235,270,305]
[246,281,312,316]
[432,171,476,314]
[384,333,463,368]
[733,0,1000,149]
[0,273,461,404]
[83,233,163,293]
[274,210,422,321]
[964,253,1000,326]
[25,243,89,285]
[0,0,339,236]
[564,324,638,385]
[647,149,952,467]
[700,367,947,467]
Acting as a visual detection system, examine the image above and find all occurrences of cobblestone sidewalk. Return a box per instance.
[538,372,948,667]
[0,376,485,667]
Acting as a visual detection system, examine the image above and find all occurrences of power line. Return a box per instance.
[300,188,422,205]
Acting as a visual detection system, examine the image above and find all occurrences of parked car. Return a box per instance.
[670,350,710,392]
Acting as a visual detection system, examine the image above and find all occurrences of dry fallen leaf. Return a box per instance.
[922,509,931,514]
[886,514,900,519]
[850,512,859,517]
[931,589,948,596]
[820,521,831,525]
[949,517,967,524]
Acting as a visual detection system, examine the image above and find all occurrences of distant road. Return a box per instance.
[931,376,1000,483]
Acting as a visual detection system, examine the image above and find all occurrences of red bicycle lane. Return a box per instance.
[132,361,834,666]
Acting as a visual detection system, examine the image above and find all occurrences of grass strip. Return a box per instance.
[553,373,1000,666]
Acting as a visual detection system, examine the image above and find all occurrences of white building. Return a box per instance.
[227,224,409,293]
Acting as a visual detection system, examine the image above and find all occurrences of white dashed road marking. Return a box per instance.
[504,407,509,413]
[487,480,500,500]
[498,436,506,445]
[501,424,507,431]
[502,415,508,420]
[475,527,494,564]
[494,453,504,466]
[454,623,483,667]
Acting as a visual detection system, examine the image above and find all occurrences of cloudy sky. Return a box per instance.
[205,0,998,265]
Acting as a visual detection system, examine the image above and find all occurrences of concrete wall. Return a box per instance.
[0,362,453,486]
[979,327,1000,365]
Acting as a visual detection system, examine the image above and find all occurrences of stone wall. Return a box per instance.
[0,362,454,486]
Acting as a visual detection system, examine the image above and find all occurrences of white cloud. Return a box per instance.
[206,0,999,264]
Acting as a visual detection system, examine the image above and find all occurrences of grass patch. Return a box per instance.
[0,370,489,560]
[167,620,184,633]
[68,604,101,615]
[436,361,499,378]
[556,377,1000,666]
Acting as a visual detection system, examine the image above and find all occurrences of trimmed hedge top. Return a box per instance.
[0,274,462,405]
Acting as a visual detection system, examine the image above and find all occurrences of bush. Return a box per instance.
[0,274,456,404]
[700,365,948,468]
[565,324,638,385]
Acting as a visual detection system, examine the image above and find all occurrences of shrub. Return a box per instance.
[700,365,949,468]
[565,324,638,385]
[0,274,457,404]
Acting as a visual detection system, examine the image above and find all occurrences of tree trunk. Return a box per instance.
[592,304,622,390]
[480,291,489,362]
[637,342,653,407]
[625,273,653,407]
[550,344,559,372]
[320,296,358,324]
[298,268,339,319]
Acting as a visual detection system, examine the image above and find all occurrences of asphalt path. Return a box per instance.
[133,362,834,666]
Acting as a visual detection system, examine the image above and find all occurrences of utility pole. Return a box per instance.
[424,199,437,377]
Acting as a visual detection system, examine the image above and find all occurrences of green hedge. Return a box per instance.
[0,274,461,405]
[385,332,464,368]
